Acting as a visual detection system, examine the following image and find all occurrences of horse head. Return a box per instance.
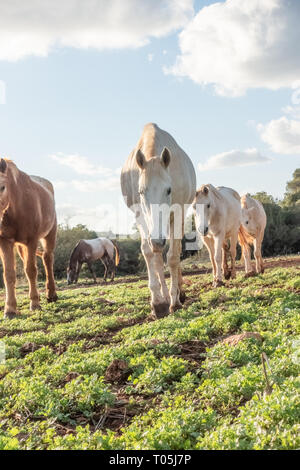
[192,184,217,237]
[136,147,172,252]
[67,265,77,284]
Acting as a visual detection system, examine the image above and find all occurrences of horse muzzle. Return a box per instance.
[150,237,166,251]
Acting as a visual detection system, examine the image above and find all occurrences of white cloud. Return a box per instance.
[53,177,120,193]
[199,148,270,171]
[258,117,300,154]
[0,0,193,61]
[167,0,300,96]
[71,177,120,192]
[50,153,119,177]
[56,202,135,234]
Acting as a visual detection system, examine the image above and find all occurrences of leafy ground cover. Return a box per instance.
[0,257,299,450]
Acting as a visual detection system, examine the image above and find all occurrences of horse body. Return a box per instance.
[121,123,196,316]
[239,194,267,275]
[0,159,57,319]
[67,237,119,284]
[193,184,241,286]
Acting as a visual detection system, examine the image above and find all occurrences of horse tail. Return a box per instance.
[238,225,254,249]
[111,241,120,266]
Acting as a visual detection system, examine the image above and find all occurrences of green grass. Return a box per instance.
[0,261,299,450]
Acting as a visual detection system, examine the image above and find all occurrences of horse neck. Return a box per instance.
[69,244,80,270]
[6,164,22,217]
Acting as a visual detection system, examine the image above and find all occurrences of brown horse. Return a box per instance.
[0,159,58,319]
[67,237,120,284]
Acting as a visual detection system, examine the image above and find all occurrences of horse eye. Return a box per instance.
[167,187,171,196]
[246,221,249,225]
[0,186,5,192]
[207,204,210,209]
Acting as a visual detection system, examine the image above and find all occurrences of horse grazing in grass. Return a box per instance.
[193,185,241,287]
[67,238,120,284]
[0,159,57,319]
[121,123,196,317]
[238,194,267,276]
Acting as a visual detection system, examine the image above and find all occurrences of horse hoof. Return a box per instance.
[224,271,231,280]
[213,280,225,288]
[47,294,58,303]
[30,302,41,311]
[170,302,182,314]
[4,311,18,320]
[179,291,186,304]
[152,302,170,318]
[244,271,256,278]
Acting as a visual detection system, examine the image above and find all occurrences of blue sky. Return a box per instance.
[0,0,299,233]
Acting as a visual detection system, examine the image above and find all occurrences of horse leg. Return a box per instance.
[41,228,58,302]
[167,232,182,313]
[222,241,231,280]
[229,234,237,279]
[213,236,224,287]
[24,243,40,310]
[241,243,254,277]
[154,252,170,304]
[87,261,97,283]
[100,257,108,282]
[109,258,115,282]
[75,261,82,283]
[204,238,217,284]
[254,237,264,274]
[0,239,18,319]
[178,265,186,304]
[141,237,169,317]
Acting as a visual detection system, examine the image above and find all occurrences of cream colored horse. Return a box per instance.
[193,185,241,287]
[238,194,267,276]
[121,123,196,317]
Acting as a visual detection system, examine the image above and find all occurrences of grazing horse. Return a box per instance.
[0,159,57,319]
[67,237,120,284]
[238,194,267,276]
[193,185,241,287]
[121,123,196,317]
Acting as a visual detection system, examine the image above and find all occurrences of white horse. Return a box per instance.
[238,194,267,276]
[121,123,196,316]
[193,185,241,287]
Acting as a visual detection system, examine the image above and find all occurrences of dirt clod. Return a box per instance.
[104,359,131,384]
[222,332,263,346]
[20,342,40,356]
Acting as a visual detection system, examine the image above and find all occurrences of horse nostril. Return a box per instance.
[204,227,208,235]
[151,238,166,249]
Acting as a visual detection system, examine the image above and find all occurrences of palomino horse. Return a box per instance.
[67,237,120,284]
[193,185,241,287]
[121,123,196,317]
[238,194,267,276]
[0,159,57,319]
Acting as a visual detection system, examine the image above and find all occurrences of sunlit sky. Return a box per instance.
[0,0,299,233]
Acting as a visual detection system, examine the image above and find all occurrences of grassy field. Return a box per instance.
[0,257,299,450]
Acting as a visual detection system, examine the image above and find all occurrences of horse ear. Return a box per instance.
[136,149,146,170]
[0,159,7,174]
[203,185,209,195]
[160,147,171,168]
